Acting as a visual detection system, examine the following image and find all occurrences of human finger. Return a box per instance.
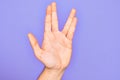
[51,2,59,31]
[62,9,76,35]
[67,17,77,40]
[45,5,52,32]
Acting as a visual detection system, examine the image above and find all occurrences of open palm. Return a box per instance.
[28,2,77,70]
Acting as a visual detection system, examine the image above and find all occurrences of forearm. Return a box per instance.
[38,67,64,80]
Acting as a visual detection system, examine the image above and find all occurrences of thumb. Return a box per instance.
[28,33,43,59]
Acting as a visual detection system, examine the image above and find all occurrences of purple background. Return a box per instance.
[0,0,120,80]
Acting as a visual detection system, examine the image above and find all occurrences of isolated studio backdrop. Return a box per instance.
[0,0,120,80]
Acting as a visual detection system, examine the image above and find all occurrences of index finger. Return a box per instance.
[45,5,52,32]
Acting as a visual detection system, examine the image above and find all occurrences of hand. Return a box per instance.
[28,2,77,70]
[28,2,77,80]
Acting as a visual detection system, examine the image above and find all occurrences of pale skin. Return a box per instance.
[28,2,77,80]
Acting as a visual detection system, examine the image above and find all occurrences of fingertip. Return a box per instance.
[47,5,51,14]
[51,2,57,12]
[51,2,56,6]
[47,5,51,9]
[69,8,76,17]
[72,8,76,13]
[28,33,32,38]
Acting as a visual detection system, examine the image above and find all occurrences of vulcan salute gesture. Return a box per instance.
[28,2,77,80]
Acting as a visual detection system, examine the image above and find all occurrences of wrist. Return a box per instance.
[44,67,64,79]
[38,67,65,80]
